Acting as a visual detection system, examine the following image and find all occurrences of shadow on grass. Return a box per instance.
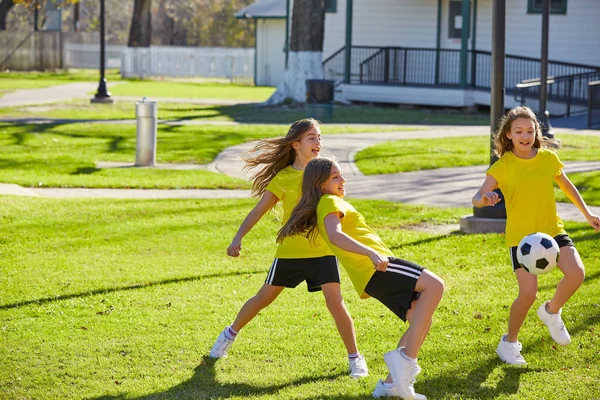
[93,355,347,400]
[0,269,265,310]
[71,166,101,175]
[413,356,543,399]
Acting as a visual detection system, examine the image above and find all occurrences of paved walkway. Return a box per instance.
[2,84,599,223]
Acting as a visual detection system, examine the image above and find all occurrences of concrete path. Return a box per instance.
[0,82,99,108]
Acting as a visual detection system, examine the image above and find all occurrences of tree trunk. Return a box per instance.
[264,0,326,105]
[0,0,15,31]
[128,0,152,47]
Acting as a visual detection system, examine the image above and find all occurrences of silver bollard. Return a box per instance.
[135,98,157,167]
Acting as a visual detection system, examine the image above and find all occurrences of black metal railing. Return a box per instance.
[323,45,600,93]
[515,70,600,117]
[589,80,600,128]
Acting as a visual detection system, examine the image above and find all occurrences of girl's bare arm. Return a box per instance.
[227,191,279,257]
[323,212,389,271]
[472,174,501,208]
[555,172,600,232]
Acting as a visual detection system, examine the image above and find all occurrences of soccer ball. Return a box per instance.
[516,232,560,275]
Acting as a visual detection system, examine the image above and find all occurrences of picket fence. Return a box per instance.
[63,42,254,83]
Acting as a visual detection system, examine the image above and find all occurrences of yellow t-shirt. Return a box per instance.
[265,166,333,259]
[487,149,566,247]
[317,194,394,298]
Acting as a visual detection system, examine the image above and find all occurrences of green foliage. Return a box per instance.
[1,197,598,399]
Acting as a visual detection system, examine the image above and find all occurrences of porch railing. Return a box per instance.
[515,70,600,117]
[323,46,600,93]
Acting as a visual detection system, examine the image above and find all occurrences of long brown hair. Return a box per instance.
[244,118,321,197]
[493,106,558,157]
[277,157,336,243]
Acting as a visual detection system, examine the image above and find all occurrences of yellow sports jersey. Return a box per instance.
[487,149,566,247]
[317,194,394,298]
[265,166,333,259]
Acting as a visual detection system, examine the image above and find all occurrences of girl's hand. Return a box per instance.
[227,238,242,257]
[368,250,389,272]
[587,213,600,233]
[481,191,501,207]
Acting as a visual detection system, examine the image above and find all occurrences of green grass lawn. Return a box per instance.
[0,122,418,189]
[1,196,598,400]
[0,101,490,125]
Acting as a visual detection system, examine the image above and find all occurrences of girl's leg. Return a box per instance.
[384,311,431,384]
[507,269,538,342]
[321,282,359,354]
[230,283,285,332]
[547,246,585,313]
[403,270,444,359]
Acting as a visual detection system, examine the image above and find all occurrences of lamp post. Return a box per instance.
[91,0,113,104]
[539,0,553,138]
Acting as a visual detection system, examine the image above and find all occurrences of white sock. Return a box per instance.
[400,349,417,362]
[382,381,395,389]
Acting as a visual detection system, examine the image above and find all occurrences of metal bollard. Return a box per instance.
[135,98,157,167]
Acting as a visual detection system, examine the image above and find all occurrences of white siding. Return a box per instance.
[256,19,286,86]
[324,0,439,59]
[475,0,600,67]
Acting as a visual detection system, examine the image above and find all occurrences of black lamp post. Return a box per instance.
[92,0,113,103]
[539,0,553,138]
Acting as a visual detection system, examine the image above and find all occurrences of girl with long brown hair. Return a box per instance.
[209,119,368,378]
[279,157,445,400]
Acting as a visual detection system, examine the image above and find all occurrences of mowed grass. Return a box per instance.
[0,100,490,125]
[0,196,598,400]
[0,122,420,189]
[355,134,600,206]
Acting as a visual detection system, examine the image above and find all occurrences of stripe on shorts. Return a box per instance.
[266,258,279,285]
[387,261,421,280]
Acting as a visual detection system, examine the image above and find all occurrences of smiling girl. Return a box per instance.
[209,119,368,379]
[472,106,600,365]
[278,157,444,400]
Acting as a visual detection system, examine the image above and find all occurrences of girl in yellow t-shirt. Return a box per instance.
[209,119,368,378]
[473,106,600,366]
[278,157,444,400]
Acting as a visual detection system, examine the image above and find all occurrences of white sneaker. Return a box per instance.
[349,354,369,378]
[496,334,526,365]
[384,349,421,400]
[537,301,571,346]
[209,327,235,358]
[372,379,427,399]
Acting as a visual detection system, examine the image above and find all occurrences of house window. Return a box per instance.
[325,0,337,13]
[527,0,567,14]
[448,1,470,39]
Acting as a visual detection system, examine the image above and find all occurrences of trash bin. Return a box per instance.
[306,79,334,121]
[135,98,157,167]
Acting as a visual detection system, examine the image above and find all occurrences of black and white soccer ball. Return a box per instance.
[516,232,560,275]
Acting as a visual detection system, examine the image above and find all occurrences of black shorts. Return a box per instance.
[364,257,424,322]
[265,255,340,292]
[509,233,574,271]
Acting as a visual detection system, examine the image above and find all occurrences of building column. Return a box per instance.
[459,0,471,88]
[344,0,353,84]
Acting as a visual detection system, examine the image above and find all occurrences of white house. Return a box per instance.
[238,0,600,116]
[235,0,287,86]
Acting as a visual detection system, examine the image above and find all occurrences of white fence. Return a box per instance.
[62,42,254,83]
[120,46,254,83]
[63,42,125,69]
